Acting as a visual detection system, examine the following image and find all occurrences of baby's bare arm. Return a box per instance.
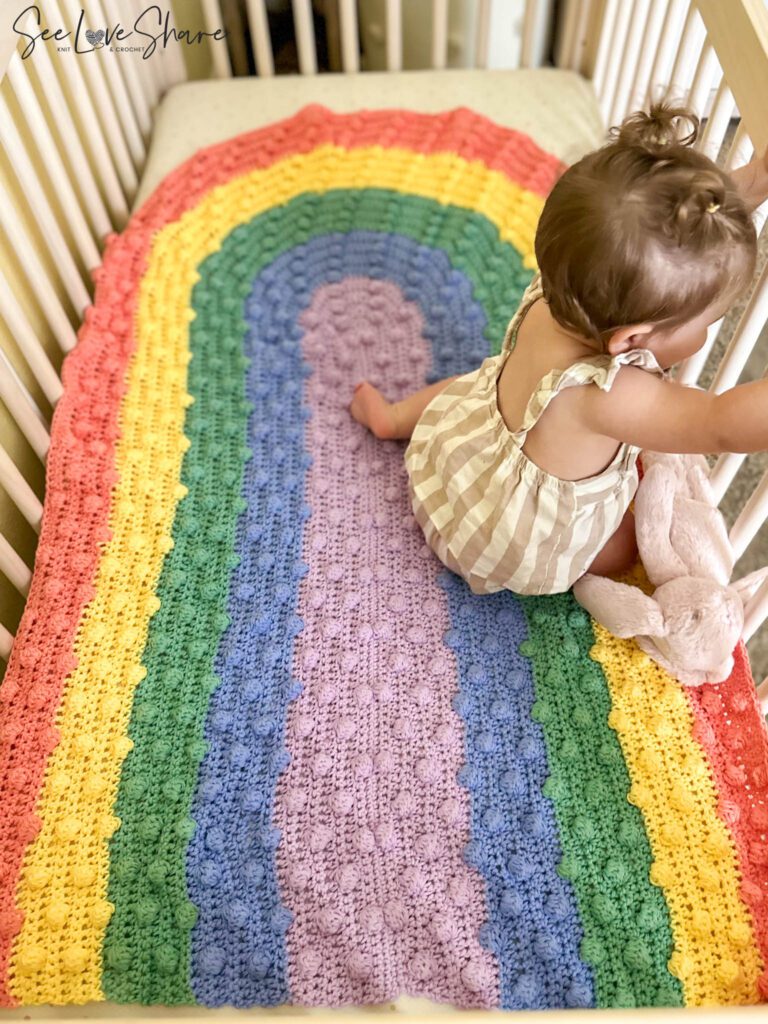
[574,366,768,455]
[730,147,768,212]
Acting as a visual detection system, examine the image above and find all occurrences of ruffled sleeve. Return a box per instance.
[595,347,668,391]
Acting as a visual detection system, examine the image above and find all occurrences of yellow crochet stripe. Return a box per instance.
[591,621,763,1007]
[9,142,539,1003]
[10,282,195,1002]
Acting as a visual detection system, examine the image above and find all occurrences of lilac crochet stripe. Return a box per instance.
[274,277,498,1008]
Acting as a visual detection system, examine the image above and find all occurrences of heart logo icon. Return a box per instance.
[85,29,105,45]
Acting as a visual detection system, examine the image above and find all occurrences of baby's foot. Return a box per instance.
[349,381,399,439]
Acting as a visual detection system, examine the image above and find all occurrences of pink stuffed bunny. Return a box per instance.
[572,450,768,686]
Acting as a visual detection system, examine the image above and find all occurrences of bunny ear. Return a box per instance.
[731,566,768,606]
[572,574,667,639]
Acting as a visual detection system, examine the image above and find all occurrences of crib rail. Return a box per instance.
[2,0,768,683]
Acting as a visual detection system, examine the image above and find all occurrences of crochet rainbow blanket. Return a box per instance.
[1,105,768,1012]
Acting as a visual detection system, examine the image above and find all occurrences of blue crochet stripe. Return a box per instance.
[186,229,490,1006]
[438,575,596,1010]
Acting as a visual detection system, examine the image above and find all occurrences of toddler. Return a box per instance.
[351,103,768,596]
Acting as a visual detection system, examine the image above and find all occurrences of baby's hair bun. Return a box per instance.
[609,101,700,150]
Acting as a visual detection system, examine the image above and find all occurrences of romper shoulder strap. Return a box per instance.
[501,271,544,353]
[508,347,667,445]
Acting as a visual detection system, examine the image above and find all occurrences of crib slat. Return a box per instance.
[56,0,138,202]
[608,0,651,127]
[598,0,633,126]
[676,315,723,387]
[730,472,768,564]
[431,0,449,70]
[644,0,688,106]
[710,260,768,395]
[743,576,768,646]
[245,0,274,76]
[698,77,735,161]
[0,622,12,663]
[0,269,62,407]
[339,0,359,72]
[386,0,403,71]
[83,0,147,166]
[0,195,80,352]
[121,0,162,105]
[726,120,755,172]
[566,0,593,73]
[474,0,490,69]
[101,0,156,125]
[555,0,579,70]
[29,28,116,238]
[7,53,101,272]
[592,0,619,103]
[0,98,92,317]
[628,0,670,111]
[152,2,188,89]
[292,0,317,75]
[687,39,719,119]
[0,443,42,532]
[0,535,31,598]
[667,2,705,105]
[0,350,50,461]
[200,0,232,77]
[522,0,553,70]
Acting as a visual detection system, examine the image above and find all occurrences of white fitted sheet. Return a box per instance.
[133,68,605,210]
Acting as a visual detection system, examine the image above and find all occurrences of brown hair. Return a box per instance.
[534,102,757,347]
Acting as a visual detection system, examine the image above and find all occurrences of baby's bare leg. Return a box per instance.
[350,377,459,440]
[584,507,638,577]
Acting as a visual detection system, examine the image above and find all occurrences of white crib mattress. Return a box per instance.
[133,68,605,210]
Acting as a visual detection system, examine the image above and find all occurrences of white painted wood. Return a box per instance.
[245,0,274,76]
[84,0,147,166]
[687,39,719,119]
[555,0,578,70]
[29,23,115,239]
[292,0,317,75]
[743,574,768,645]
[386,0,403,71]
[431,0,449,70]
[7,52,101,271]
[0,93,92,316]
[608,0,650,127]
[598,0,633,125]
[668,2,706,104]
[592,0,619,100]
[645,0,689,106]
[522,0,553,70]
[151,1,188,88]
[0,192,80,351]
[474,0,490,69]
[628,0,669,112]
[339,0,359,72]
[101,0,155,127]
[50,0,136,210]
[121,0,162,106]
[0,268,63,407]
[0,350,50,461]
[0,443,42,531]
[201,0,232,77]
[698,77,735,160]
[676,315,723,387]
[0,622,12,662]
[567,0,593,73]
[0,534,31,597]
[726,121,754,172]
[710,261,768,395]
[731,472,768,563]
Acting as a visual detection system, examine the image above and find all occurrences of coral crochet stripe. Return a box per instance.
[0,105,767,1011]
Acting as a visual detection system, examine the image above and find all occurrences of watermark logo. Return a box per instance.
[13,4,228,59]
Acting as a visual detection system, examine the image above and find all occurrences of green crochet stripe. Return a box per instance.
[103,188,528,1002]
[518,593,683,1010]
[103,258,252,1002]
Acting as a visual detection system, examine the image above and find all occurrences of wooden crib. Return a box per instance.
[1,0,768,1019]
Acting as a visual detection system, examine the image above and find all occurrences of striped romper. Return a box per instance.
[404,274,668,596]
